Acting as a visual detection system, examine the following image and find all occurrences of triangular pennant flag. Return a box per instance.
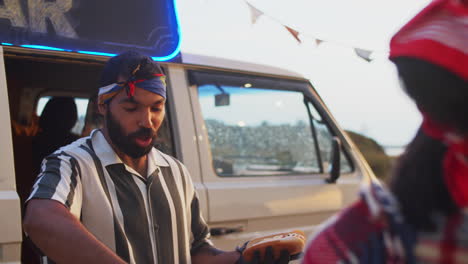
[354,48,373,62]
[315,39,323,46]
[245,1,263,25]
[284,26,301,43]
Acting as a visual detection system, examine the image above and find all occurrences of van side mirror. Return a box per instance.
[325,137,341,184]
[215,93,230,106]
[214,85,230,107]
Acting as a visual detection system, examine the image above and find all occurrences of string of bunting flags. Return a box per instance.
[244,0,381,62]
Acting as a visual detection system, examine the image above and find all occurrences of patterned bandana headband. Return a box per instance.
[98,73,166,105]
[390,0,468,208]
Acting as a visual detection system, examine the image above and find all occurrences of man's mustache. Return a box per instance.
[129,128,156,138]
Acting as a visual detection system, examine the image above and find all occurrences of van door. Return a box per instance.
[0,46,22,263]
[188,70,363,250]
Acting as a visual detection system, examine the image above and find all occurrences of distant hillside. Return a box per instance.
[346,130,392,179]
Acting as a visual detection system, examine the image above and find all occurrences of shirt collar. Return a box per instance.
[90,129,170,173]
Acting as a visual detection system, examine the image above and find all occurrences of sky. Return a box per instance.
[176,0,432,148]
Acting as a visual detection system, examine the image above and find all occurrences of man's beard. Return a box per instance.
[106,109,156,159]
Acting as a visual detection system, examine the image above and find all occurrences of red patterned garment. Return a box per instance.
[301,181,468,264]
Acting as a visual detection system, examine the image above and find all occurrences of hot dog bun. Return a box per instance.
[242,230,306,261]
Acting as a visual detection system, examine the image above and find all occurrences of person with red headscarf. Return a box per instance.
[301,0,468,263]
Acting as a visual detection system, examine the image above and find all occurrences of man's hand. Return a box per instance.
[191,243,241,264]
[237,245,291,264]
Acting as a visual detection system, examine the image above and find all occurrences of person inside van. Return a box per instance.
[23,51,293,264]
[301,0,468,263]
[32,96,80,174]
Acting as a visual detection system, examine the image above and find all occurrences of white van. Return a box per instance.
[0,46,373,263]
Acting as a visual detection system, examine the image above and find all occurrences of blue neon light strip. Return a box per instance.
[77,51,117,57]
[21,45,69,51]
[5,0,181,61]
[152,0,182,61]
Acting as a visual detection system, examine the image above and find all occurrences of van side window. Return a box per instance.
[192,71,352,177]
[153,114,176,156]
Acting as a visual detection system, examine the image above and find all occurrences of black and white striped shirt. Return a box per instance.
[28,129,211,264]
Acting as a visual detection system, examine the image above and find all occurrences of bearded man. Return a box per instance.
[23,51,266,264]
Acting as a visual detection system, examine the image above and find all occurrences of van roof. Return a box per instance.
[180,53,305,79]
[2,46,306,80]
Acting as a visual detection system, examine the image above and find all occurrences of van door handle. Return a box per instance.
[210,226,244,236]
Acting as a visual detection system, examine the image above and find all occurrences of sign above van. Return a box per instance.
[0,0,181,61]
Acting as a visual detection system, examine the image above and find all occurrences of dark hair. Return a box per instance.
[39,97,77,132]
[100,50,164,87]
[394,57,468,132]
[391,130,456,231]
[390,57,467,231]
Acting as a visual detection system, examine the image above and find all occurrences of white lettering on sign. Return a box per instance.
[0,0,27,28]
[28,0,77,38]
[0,0,77,39]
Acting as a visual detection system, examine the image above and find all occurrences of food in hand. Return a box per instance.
[242,230,306,261]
